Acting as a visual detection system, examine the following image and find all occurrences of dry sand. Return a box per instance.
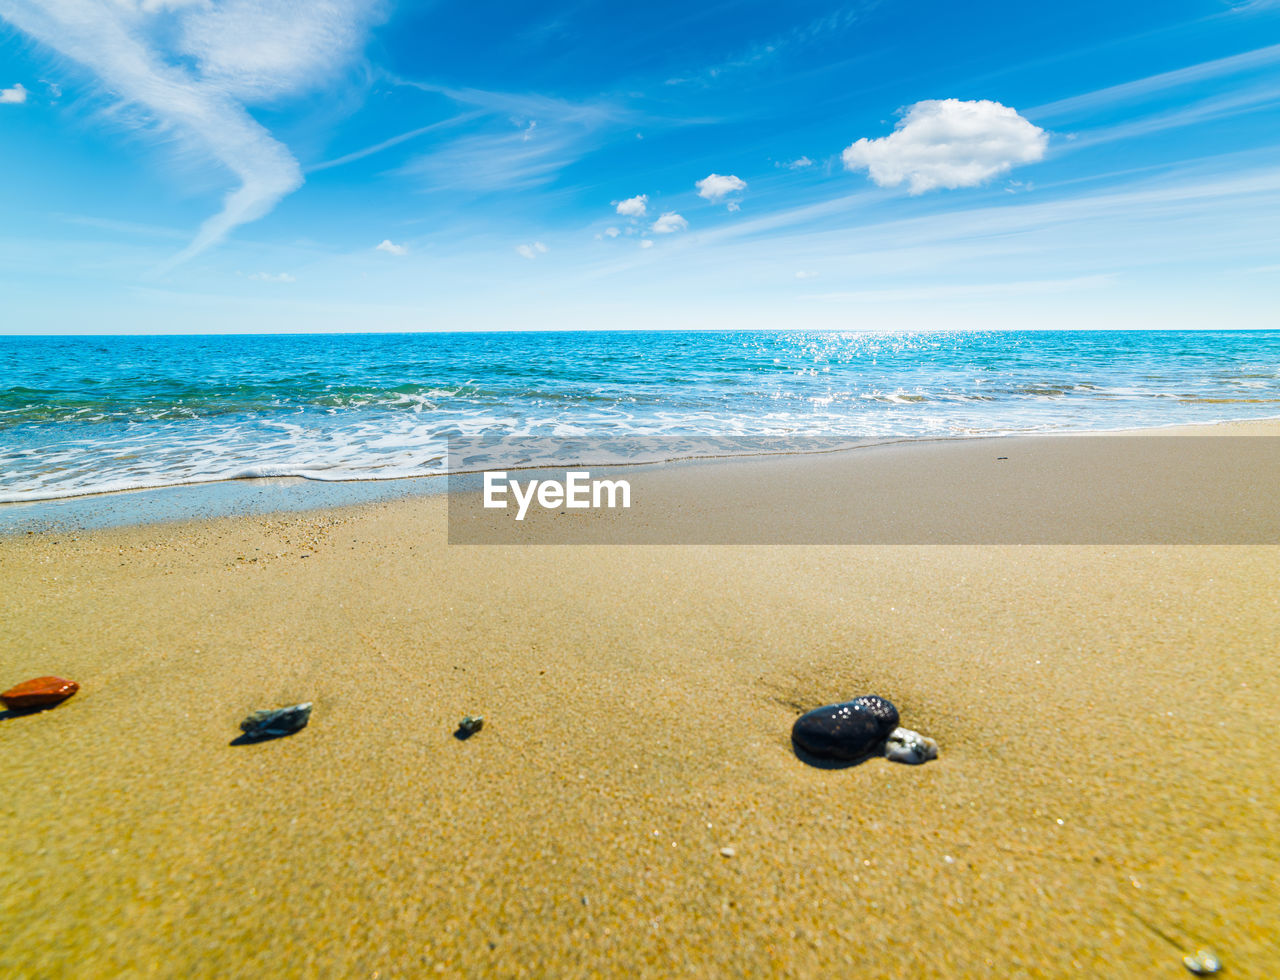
[2,424,1278,977]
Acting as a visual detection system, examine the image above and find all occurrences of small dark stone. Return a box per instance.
[239,702,312,740]
[791,695,899,761]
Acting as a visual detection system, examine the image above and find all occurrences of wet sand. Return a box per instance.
[2,424,1278,977]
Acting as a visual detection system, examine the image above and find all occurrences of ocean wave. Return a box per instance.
[4,330,1280,503]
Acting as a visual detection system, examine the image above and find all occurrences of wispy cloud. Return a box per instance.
[0,0,380,270]
[384,77,640,193]
[806,274,1116,303]
[1060,82,1280,150]
[664,3,876,87]
[578,156,1280,293]
[307,112,484,173]
[1229,0,1280,14]
[0,81,27,104]
[516,241,549,259]
[394,122,590,192]
[53,212,189,240]
[249,271,295,283]
[1031,42,1280,120]
[376,239,407,256]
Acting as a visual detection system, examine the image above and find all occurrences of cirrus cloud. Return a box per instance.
[0,0,381,270]
[842,99,1048,194]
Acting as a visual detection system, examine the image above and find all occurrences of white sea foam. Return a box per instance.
[3,331,1280,503]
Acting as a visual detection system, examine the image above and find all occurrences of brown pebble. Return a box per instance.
[2,676,80,710]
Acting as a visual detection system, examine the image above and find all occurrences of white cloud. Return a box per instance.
[639,239,654,249]
[177,0,377,102]
[0,82,27,104]
[604,226,620,238]
[781,156,813,170]
[516,241,549,259]
[249,271,295,282]
[652,212,688,234]
[376,239,407,256]
[0,0,380,268]
[795,270,819,279]
[615,194,648,217]
[696,173,747,205]
[842,99,1048,194]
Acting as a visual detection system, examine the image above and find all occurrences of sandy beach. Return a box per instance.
[3,425,1278,978]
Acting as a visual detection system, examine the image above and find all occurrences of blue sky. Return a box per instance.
[1,0,1278,332]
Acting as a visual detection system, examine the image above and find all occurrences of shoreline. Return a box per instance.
[1,420,1277,975]
[5,416,1279,536]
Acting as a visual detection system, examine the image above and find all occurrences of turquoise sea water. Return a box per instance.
[2,330,1279,503]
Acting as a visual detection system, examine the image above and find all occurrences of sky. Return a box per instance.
[0,0,1278,333]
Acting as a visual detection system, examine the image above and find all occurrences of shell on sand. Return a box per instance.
[883,727,939,765]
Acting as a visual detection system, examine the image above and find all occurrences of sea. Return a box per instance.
[2,330,1279,507]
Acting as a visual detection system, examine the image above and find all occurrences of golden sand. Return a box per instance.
[2,426,1278,977]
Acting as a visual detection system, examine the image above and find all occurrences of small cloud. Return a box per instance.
[376,239,408,256]
[726,201,740,212]
[604,227,620,238]
[521,120,537,141]
[795,270,819,280]
[0,83,28,105]
[42,80,61,99]
[842,99,1047,194]
[516,241,549,259]
[615,194,649,217]
[651,212,688,234]
[779,156,813,170]
[249,272,296,283]
[696,173,747,205]
[639,239,654,249]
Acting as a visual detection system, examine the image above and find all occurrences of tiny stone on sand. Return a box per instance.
[239,702,312,740]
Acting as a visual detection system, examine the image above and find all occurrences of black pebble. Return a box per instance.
[791,695,899,761]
